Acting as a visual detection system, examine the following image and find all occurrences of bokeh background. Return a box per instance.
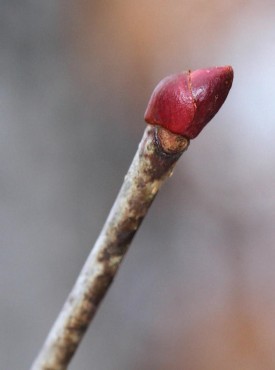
[1,1,275,369]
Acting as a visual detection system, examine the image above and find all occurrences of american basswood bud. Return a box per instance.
[144,66,233,139]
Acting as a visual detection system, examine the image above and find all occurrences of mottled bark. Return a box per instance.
[31,124,189,370]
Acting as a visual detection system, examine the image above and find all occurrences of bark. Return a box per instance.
[31,124,189,370]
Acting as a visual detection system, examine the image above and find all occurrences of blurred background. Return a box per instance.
[1,1,275,369]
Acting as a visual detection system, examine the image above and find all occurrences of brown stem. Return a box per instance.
[30,124,189,370]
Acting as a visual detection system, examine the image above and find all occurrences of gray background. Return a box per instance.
[1,1,275,369]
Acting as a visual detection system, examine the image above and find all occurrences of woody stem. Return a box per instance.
[31,124,189,370]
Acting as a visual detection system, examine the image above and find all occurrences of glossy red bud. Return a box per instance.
[144,66,233,139]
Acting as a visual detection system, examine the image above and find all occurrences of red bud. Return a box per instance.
[144,66,233,139]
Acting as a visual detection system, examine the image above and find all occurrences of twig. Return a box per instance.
[31,66,233,370]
